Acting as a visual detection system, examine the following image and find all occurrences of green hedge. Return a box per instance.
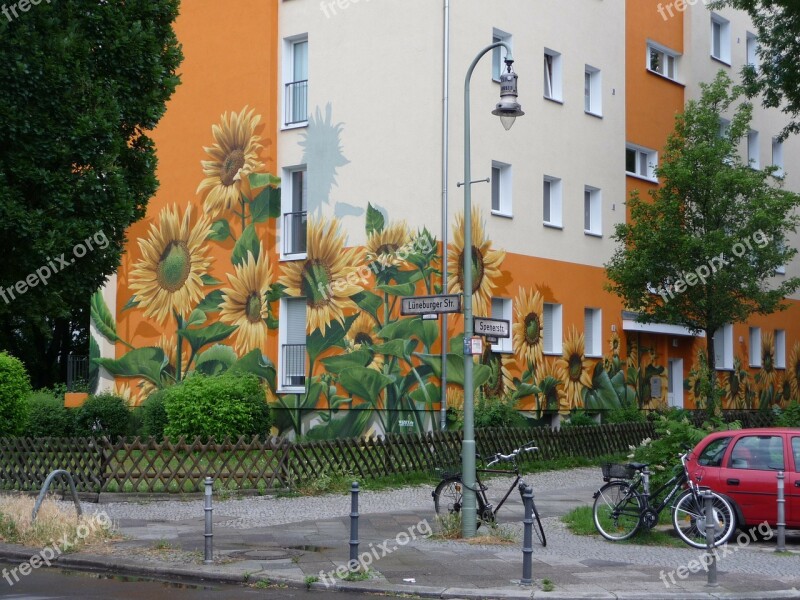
[0,352,31,436]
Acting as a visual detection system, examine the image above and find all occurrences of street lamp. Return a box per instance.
[461,44,523,538]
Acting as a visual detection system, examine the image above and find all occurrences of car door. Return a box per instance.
[789,435,800,528]
[717,434,786,526]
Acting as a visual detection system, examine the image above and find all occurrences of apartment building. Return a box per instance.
[92,0,800,438]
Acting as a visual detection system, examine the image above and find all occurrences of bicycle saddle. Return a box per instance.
[627,462,648,470]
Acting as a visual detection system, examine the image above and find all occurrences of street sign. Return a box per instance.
[473,317,510,339]
[400,294,461,316]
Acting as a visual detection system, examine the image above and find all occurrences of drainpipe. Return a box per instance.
[440,0,450,431]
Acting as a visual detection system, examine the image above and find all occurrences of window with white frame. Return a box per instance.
[491,297,512,353]
[283,35,308,127]
[776,237,787,275]
[584,186,601,236]
[772,137,784,178]
[748,130,760,168]
[647,43,678,81]
[281,165,308,258]
[776,329,786,369]
[543,302,563,355]
[625,144,657,180]
[746,32,759,72]
[543,176,562,228]
[584,308,602,357]
[749,326,761,367]
[491,161,512,216]
[713,324,733,370]
[585,65,602,115]
[279,297,307,391]
[710,14,731,64]
[492,29,511,82]
[543,49,562,101]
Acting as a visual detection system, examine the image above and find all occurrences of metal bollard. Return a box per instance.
[349,482,360,571]
[204,477,214,565]
[703,490,718,587]
[776,471,786,552]
[519,482,533,586]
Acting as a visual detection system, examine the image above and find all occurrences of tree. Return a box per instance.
[0,0,183,387]
[712,0,800,139]
[605,72,800,410]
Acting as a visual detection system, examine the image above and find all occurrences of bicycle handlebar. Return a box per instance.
[486,442,539,467]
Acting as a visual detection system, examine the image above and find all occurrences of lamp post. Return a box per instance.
[461,43,523,538]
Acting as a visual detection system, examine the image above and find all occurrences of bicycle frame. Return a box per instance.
[474,465,523,517]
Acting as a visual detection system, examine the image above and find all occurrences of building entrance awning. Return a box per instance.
[621,311,705,338]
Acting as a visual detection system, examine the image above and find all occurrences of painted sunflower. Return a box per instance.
[758,331,777,393]
[512,287,544,372]
[365,221,411,269]
[345,312,384,372]
[278,217,364,335]
[788,342,800,402]
[129,204,213,325]
[536,358,567,414]
[112,381,139,407]
[557,327,594,413]
[777,372,792,408]
[480,347,515,398]
[686,348,709,408]
[446,386,464,412]
[219,244,273,354]
[609,332,621,357]
[447,206,505,317]
[196,106,264,218]
[721,357,748,410]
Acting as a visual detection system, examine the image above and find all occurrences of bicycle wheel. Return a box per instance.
[433,477,482,529]
[672,489,736,549]
[531,500,547,547]
[592,481,643,541]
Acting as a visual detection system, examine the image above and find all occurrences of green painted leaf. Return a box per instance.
[376,281,417,296]
[121,295,139,312]
[248,172,281,189]
[179,322,238,354]
[250,186,281,222]
[231,224,261,266]
[90,291,118,343]
[366,203,385,236]
[186,308,207,327]
[584,364,623,411]
[306,314,357,364]
[194,344,237,376]
[88,334,100,393]
[372,339,415,359]
[416,353,490,391]
[197,289,225,313]
[228,349,277,390]
[201,274,222,286]
[94,347,167,386]
[304,409,374,441]
[208,219,231,242]
[512,382,540,401]
[409,382,439,407]
[320,349,372,374]
[338,367,393,402]
[351,291,383,322]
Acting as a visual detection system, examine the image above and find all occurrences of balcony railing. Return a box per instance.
[285,80,308,126]
[282,344,306,388]
[283,211,307,256]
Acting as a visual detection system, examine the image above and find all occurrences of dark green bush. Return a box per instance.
[74,393,131,439]
[474,394,527,429]
[0,351,32,436]
[604,403,646,424]
[561,410,598,428]
[141,389,169,439]
[777,401,800,427]
[25,391,75,437]
[163,373,272,441]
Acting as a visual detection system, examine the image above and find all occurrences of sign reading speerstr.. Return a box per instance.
[473,317,510,339]
[400,294,462,316]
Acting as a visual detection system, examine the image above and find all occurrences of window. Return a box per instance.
[730,435,784,470]
[584,308,602,357]
[543,176,562,228]
[776,238,787,275]
[283,35,308,127]
[647,43,678,80]
[543,49,562,101]
[584,66,602,115]
[491,161,512,216]
[713,324,733,370]
[625,144,657,180]
[279,297,307,391]
[747,130,760,169]
[543,303,562,355]
[746,32,759,72]
[491,297,512,353]
[776,329,786,369]
[584,186,601,236]
[492,29,511,82]
[282,166,308,257]
[772,137,784,178]
[711,14,731,64]
[749,326,761,367]
[698,437,732,467]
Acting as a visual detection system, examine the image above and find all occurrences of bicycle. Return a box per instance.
[432,441,546,547]
[592,453,735,549]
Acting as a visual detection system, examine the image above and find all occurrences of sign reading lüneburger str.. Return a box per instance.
[400,294,462,316]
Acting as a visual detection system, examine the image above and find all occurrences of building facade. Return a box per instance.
[92,0,800,438]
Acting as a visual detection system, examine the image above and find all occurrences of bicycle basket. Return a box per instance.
[601,463,635,482]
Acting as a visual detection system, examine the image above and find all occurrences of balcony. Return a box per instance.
[283,211,307,256]
[285,80,308,126]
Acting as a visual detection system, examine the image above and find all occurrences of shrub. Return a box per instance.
[604,403,646,424]
[74,393,131,440]
[140,389,169,440]
[163,373,272,441]
[474,394,527,429]
[25,391,75,437]
[0,352,32,436]
[777,401,800,427]
[561,410,597,428]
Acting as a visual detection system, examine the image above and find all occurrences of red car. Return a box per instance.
[686,428,800,529]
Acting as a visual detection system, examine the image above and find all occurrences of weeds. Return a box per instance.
[304,575,319,589]
[541,578,555,592]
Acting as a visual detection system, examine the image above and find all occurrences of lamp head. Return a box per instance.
[491,59,524,130]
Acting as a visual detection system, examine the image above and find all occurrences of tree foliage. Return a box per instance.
[712,0,800,139]
[0,0,183,386]
[606,72,800,401]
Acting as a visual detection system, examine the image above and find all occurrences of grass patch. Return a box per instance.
[522,452,628,475]
[431,513,517,544]
[561,505,686,548]
[561,506,596,536]
[341,567,371,582]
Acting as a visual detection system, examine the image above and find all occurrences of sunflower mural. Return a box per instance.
[788,342,800,403]
[755,331,782,409]
[720,357,749,410]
